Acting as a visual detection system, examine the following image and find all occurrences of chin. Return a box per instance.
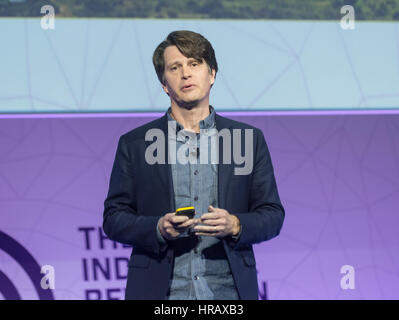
[178,99,200,110]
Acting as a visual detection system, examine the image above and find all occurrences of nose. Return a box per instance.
[181,64,191,79]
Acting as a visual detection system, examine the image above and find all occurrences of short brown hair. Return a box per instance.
[152,30,218,85]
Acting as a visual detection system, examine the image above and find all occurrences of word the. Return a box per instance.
[78,227,131,250]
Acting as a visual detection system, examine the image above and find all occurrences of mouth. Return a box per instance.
[181,84,195,91]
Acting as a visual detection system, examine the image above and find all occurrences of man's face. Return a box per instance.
[162,45,216,109]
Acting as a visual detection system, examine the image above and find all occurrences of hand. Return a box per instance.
[158,212,200,241]
[193,205,241,238]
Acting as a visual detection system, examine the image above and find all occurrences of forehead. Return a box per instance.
[163,45,200,66]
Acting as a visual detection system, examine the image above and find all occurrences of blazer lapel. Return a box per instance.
[147,114,176,212]
[215,114,234,210]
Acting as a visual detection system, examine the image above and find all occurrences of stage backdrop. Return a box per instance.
[1,18,399,112]
[1,111,398,300]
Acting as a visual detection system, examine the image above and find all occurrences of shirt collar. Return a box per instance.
[166,105,216,133]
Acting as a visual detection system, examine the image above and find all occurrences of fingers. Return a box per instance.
[194,208,233,237]
[200,212,228,229]
[194,225,225,237]
[158,215,178,239]
[194,232,222,237]
[159,213,200,240]
[201,207,228,220]
[176,218,200,229]
[198,218,225,226]
[166,213,188,225]
[194,224,223,233]
[201,213,218,220]
[160,208,233,240]
[168,213,199,227]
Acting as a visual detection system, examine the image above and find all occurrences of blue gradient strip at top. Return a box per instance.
[1,18,399,113]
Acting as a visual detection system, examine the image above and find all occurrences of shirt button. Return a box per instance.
[194,248,198,254]
[194,196,198,201]
[194,170,198,175]
[194,276,199,280]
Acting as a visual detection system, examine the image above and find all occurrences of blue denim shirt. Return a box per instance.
[156,106,239,300]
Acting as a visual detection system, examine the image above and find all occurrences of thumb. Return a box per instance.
[208,205,215,211]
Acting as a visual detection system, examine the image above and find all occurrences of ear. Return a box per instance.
[210,68,216,86]
[162,81,170,96]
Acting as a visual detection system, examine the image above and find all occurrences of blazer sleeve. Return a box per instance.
[103,135,165,255]
[232,128,285,248]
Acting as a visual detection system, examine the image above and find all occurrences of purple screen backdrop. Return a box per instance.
[0,112,398,300]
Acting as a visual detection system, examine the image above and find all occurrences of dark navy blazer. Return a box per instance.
[103,112,285,300]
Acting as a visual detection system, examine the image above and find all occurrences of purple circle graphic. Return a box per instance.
[0,230,54,300]
[0,270,21,299]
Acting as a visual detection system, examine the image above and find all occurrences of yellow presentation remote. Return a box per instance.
[175,206,195,219]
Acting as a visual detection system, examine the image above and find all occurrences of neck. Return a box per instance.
[170,104,210,133]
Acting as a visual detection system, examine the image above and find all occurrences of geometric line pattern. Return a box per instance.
[1,19,399,112]
[1,113,398,299]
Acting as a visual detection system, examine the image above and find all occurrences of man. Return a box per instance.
[103,30,285,300]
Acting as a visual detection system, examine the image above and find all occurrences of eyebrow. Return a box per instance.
[167,58,202,68]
